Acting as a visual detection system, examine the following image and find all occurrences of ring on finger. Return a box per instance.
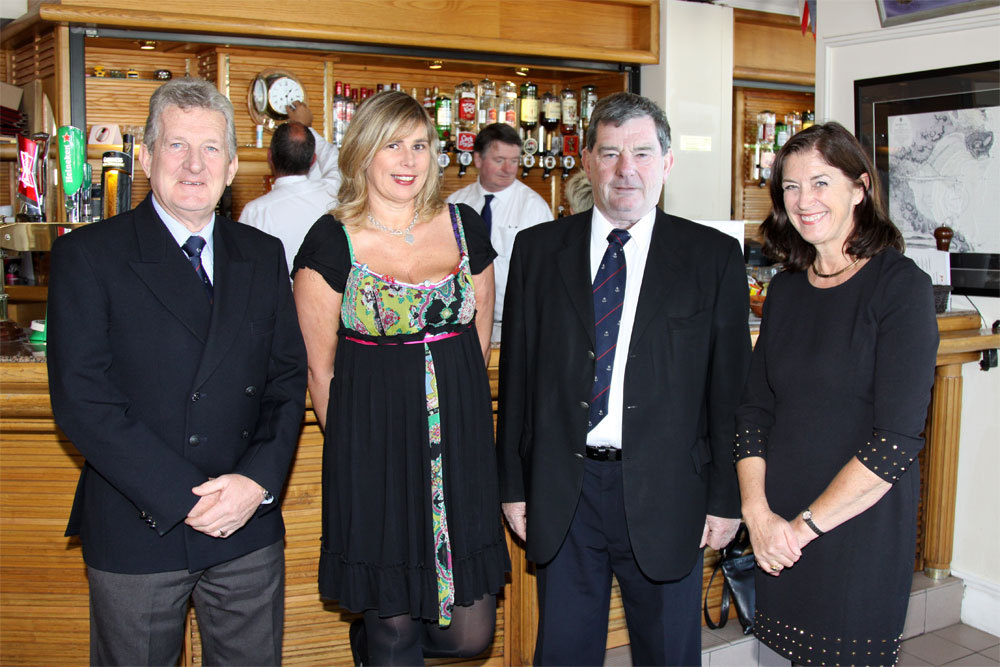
[219,529,227,538]
[770,563,780,571]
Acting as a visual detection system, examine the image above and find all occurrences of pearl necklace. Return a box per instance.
[367,211,418,244]
[812,256,862,279]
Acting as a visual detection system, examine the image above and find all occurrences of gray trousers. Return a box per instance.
[87,540,284,666]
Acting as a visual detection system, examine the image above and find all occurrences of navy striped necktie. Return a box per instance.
[589,228,630,430]
[181,235,213,302]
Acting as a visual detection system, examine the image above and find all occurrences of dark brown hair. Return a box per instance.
[760,121,903,271]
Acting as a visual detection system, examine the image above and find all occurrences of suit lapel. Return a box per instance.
[193,220,253,389]
[630,211,682,346]
[128,196,212,342]
[555,212,596,347]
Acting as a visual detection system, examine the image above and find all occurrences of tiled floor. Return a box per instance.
[602,623,999,666]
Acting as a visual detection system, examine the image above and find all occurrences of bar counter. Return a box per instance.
[1,312,996,665]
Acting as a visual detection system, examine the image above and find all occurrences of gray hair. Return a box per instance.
[143,77,237,159]
[584,91,671,154]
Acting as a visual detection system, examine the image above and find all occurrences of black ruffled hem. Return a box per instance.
[318,538,510,621]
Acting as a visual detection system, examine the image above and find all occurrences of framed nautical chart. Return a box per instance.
[855,61,1000,296]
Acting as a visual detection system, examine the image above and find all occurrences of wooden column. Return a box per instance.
[922,352,979,578]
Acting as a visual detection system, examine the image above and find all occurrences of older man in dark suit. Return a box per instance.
[47,77,306,666]
[498,92,751,666]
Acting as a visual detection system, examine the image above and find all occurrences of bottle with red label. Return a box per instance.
[560,86,580,158]
[476,76,499,129]
[499,80,519,128]
[453,80,477,153]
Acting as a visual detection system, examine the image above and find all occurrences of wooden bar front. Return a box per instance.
[1,313,996,665]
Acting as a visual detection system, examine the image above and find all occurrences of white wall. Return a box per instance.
[816,0,1000,636]
[642,0,734,220]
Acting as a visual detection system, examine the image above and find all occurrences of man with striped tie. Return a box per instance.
[498,92,751,666]
[47,77,306,666]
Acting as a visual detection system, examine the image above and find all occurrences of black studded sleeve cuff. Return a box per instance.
[733,425,768,463]
[857,428,922,483]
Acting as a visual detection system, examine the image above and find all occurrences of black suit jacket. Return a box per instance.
[48,194,307,574]
[497,208,751,580]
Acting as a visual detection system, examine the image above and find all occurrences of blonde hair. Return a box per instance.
[334,90,444,229]
[563,169,593,215]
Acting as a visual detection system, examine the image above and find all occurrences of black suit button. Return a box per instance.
[580,401,589,409]
[244,385,257,397]
[188,434,201,446]
[587,350,595,360]
[191,391,201,402]
[574,452,584,459]
[241,429,250,439]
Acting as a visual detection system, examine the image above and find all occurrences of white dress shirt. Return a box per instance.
[447,178,552,341]
[239,127,340,274]
[586,206,656,449]
[154,194,215,283]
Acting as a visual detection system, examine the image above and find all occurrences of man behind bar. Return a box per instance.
[47,77,306,666]
[498,92,751,665]
[447,123,552,342]
[239,101,340,275]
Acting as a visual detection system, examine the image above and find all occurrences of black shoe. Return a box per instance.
[349,619,367,666]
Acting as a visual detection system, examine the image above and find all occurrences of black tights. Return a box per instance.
[360,595,496,665]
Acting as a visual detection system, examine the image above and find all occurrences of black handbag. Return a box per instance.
[703,523,756,634]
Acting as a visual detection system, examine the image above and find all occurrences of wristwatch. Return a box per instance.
[802,509,825,536]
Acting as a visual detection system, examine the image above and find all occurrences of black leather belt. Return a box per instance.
[585,445,622,461]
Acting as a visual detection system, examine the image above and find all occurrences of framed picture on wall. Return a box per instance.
[855,61,1000,296]
[876,0,1000,27]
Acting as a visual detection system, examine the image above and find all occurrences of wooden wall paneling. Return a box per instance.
[733,9,815,86]
[38,1,658,65]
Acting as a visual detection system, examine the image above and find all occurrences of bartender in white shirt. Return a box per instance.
[448,123,552,342]
[239,102,340,274]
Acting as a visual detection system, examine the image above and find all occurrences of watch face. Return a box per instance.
[267,76,304,116]
[252,77,267,113]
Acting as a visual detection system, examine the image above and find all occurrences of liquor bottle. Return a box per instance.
[540,89,560,153]
[559,86,580,162]
[519,81,539,134]
[453,80,477,152]
[802,110,815,130]
[476,76,499,129]
[434,87,452,143]
[333,81,349,147]
[580,85,598,133]
[499,81,519,128]
[423,88,435,116]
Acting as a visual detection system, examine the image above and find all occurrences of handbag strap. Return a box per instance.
[702,553,731,629]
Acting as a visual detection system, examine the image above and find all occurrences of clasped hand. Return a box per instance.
[185,474,265,539]
[744,509,806,576]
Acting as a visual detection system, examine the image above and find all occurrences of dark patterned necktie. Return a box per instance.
[481,194,495,236]
[589,228,630,430]
[181,235,213,302]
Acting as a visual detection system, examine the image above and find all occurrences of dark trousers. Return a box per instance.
[534,459,703,666]
[87,540,284,666]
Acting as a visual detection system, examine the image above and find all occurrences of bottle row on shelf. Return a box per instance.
[746,109,816,183]
[331,78,600,180]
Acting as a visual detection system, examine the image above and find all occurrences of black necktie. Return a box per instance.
[481,194,495,236]
[589,229,630,430]
[181,235,213,302]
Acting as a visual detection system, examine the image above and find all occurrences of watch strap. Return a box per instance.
[802,509,824,536]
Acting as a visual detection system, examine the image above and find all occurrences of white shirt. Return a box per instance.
[239,128,340,275]
[153,194,215,283]
[447,178,552,341]
[586,206,656,449]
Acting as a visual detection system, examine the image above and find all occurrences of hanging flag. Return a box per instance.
[798,0,817,36]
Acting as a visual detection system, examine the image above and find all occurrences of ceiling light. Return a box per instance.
[139,41,156,50]
[429,60,443,70]
[515,67,530,77]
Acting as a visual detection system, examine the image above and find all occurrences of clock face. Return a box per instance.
[267,76,304,116]
[252,77,267,113]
